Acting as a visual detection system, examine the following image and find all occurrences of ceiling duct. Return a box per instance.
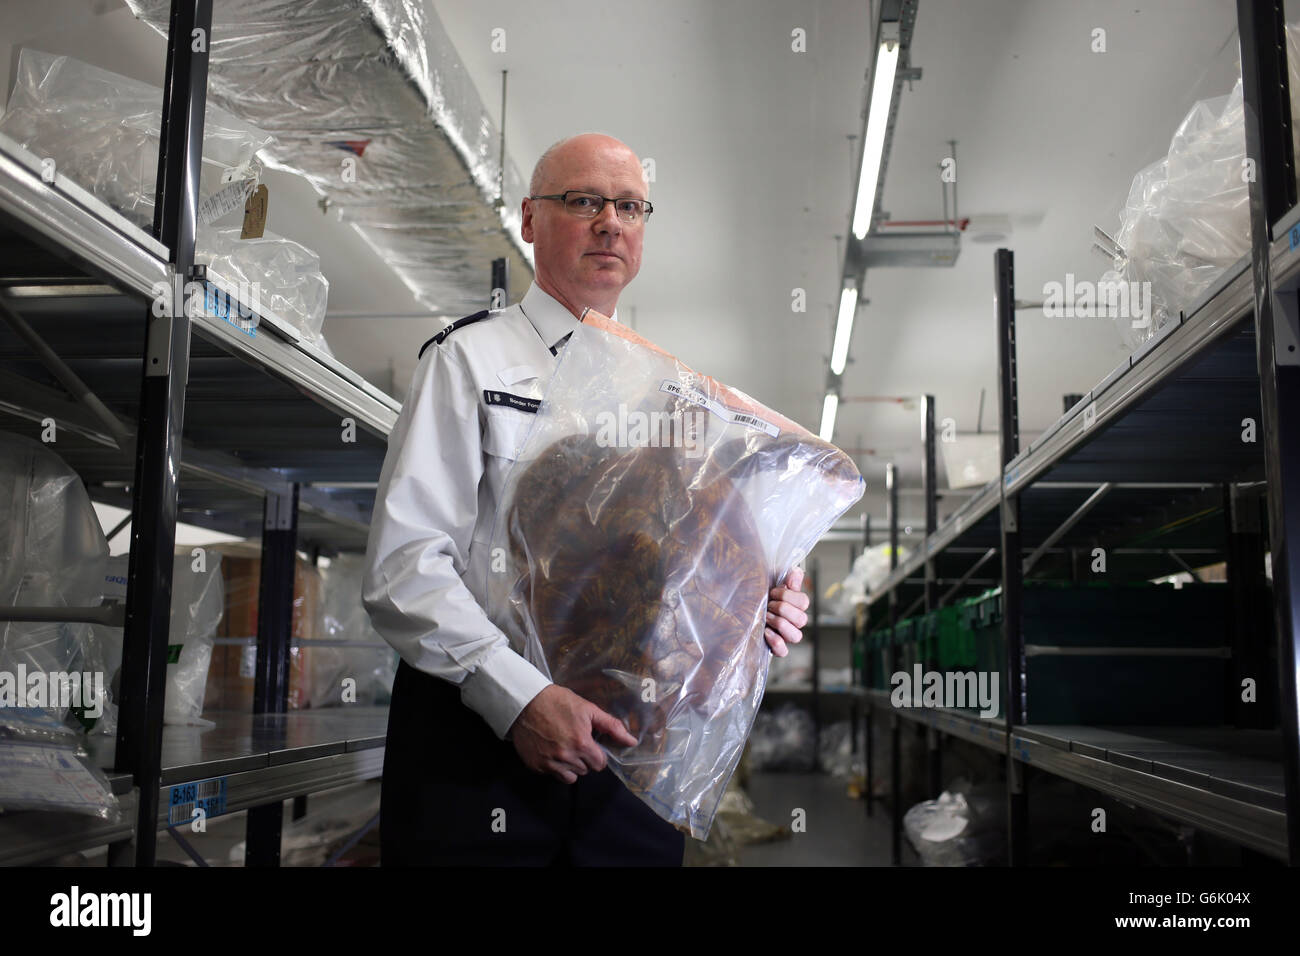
[125,0,534,317]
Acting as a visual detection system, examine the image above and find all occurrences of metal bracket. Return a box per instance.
[1275,289,1300,366]
[1002,496,1019,532]
[264,485,296,530]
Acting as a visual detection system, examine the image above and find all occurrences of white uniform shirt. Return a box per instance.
[363,281,618,740]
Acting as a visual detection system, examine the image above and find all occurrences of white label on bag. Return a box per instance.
[197,178,253,225]
[659,380,779,437]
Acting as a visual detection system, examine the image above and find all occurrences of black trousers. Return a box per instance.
[380,660,685,866]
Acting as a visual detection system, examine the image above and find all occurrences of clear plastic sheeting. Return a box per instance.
[903,779,1006,866]
[198,226,331,346]
[0,433,109,728]
[124,0,534,316]
[1104,23,1300,350]
[488,310,863,838]
[166,553,224,727]
[309,554,398,708]
[0,48,273,235]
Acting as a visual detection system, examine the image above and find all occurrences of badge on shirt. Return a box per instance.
[484,390,541,413]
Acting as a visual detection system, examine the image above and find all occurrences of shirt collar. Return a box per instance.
[519,281,619,350]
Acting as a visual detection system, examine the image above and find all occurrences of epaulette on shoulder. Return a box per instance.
[418,309,492,358]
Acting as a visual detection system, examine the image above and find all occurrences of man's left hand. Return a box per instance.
[765,567,809,657]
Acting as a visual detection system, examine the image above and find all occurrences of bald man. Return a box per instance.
[364,133,810,866]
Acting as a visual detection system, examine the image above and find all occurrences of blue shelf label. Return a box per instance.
[1290,223,1300,251]
[168,776,228,826]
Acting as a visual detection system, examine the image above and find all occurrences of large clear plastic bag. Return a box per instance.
[487,310,864,838]
[165,552,224,726]
[0,49,273,234]
[197,226,331,346]
[1106,22,1300,350]
[0,433,109,729]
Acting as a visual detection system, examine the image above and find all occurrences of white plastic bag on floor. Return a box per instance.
[488,309,864,838]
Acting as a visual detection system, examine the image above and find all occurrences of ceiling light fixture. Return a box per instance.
[851,22,901,241]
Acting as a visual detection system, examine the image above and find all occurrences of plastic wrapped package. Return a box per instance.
[487,310,864,838]
[903,779,1006,866]
[0,49,273,234]
[0,433,109,728]
[1106,22,1300,350]
[0,709,120,821]
[308,554,397,708]
[197,226,331,346]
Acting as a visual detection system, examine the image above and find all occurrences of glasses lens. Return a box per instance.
[564,192,602,217]
[614,199,645,223]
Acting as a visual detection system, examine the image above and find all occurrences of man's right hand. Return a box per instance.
[509,685,637,784]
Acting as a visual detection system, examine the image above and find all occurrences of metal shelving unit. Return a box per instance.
[861,0,1300,866]
[0,1,406,866]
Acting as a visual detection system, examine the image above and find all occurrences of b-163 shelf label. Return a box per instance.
[168,776,227,826]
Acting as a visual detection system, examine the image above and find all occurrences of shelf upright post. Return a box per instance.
[886,461,902,863]
[1225,484,1272,728]
[922,394,941,797]
[245,483,300,866]
[1238,0,1300,863]
[110,0,212,868]
[995,247,1028,865]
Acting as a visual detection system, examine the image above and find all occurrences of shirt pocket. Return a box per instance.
[482,405,537,462]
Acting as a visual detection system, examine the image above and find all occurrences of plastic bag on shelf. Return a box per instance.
[0,709,121,820]
[164,551,224,727]
[832,544,911,615]
[308,553,397,708]
[1105,22,1300,351]
[0,433,109,730]
[487,309,864,838]
[196,225,331,347]
[903,778,1006,866]
[0,49,273,235]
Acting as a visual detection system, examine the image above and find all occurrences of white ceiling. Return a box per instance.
[1,0,1245,531]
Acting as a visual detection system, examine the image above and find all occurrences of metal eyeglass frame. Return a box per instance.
[529,190,654,224]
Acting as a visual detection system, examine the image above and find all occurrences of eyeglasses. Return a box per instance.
[529,190,653,224]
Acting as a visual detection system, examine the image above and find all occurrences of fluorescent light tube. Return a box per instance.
[819,392,839,442]
[830,284,858,375]
[851,33,901,240]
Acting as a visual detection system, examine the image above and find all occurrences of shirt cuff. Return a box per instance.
[459,645,553,740]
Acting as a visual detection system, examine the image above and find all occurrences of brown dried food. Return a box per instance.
[506,435,771,791]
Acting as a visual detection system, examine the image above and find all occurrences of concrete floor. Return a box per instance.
[737,771,911,867]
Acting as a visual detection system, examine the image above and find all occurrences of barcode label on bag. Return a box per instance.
[659,380,779,437]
